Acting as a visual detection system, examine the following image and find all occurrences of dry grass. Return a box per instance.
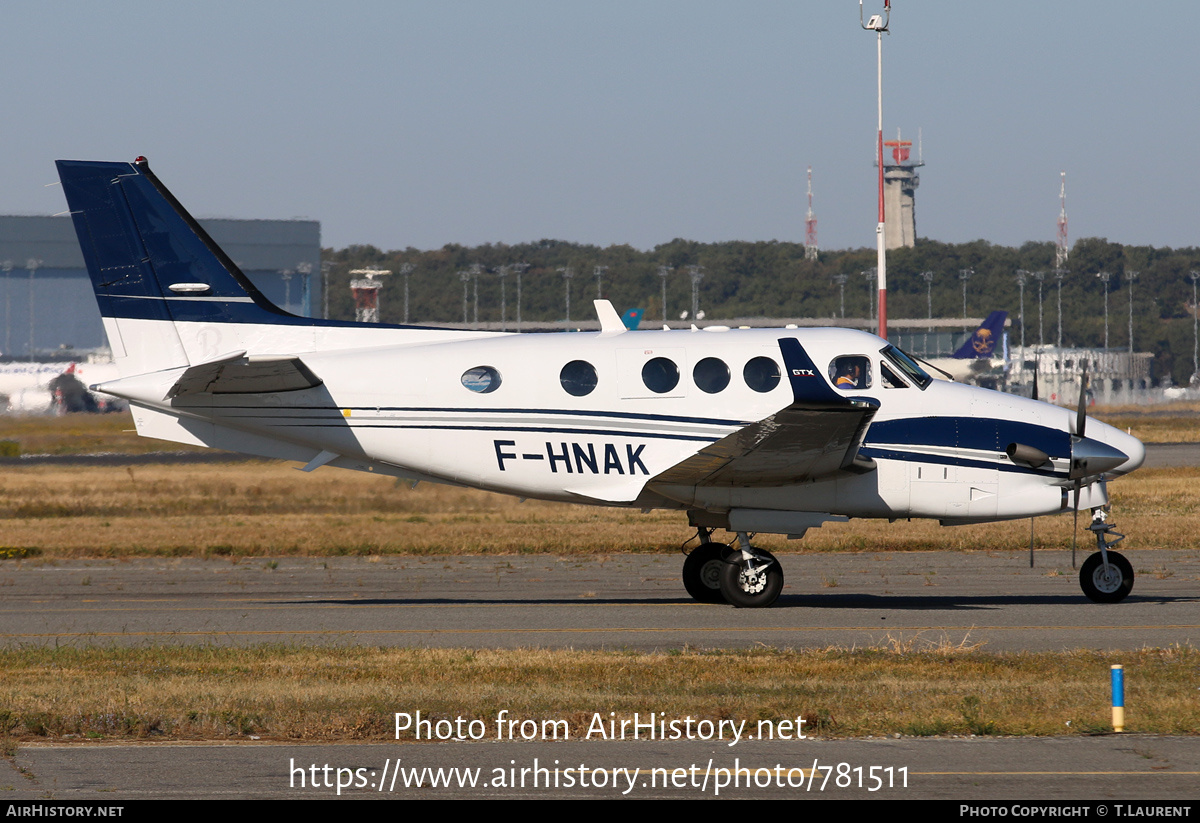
[0,644,1195,742]
[0,414,208,456]
[1089,399,1200,443]
[0,462,1197,557]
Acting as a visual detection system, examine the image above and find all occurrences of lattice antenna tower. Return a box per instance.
[1056,171,1069,268]
[805,165,818,260]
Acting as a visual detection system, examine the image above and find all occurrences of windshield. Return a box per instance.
[881,345,931,390]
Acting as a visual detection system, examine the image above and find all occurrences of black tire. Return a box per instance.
[682,542,730,603]
[719,548,783,608]
[1079,551,1134,603]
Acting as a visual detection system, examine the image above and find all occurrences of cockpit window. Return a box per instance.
[880,362,908,389]
[881,345,931,389]
[829,355,871,390]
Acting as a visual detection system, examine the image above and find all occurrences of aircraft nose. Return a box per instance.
[1110,429,1146,476]
[1088,422,1145,477]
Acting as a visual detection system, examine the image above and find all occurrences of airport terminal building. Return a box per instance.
[0,215,321,358]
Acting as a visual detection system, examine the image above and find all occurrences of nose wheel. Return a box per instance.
[1079,508,1134,603]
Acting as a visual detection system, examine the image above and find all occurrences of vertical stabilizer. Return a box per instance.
[55,157,293,376]
[953,311,1008,359]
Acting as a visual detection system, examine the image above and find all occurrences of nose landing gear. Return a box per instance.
[1079,508,1134,603]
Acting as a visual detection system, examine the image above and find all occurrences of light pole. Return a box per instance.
[470,263,484,327]
[458,270,470,325]
[512,263,529,331]
[594,265,607,300]
[26,258,41,361]
[398,263,415,325]
[496,265,509,331]
[687,265,704,321]
[860,1,891,339]
[2,262,11,355]
[1015,270,1028,350]
[1191,271,1199,380]
[297,261,312,316]
[657,266,672,324]
[1096,271,1111,350]
[832,274,848,319]
[959,268,974,322]
[920,270,935,354]
[557,266,573,326]
[1031,270,1046,348]
[321,261,331,320]
[861,269,877,323]
[920,271,935,319]
[1125,270,1138,356]
[279,269,293,313]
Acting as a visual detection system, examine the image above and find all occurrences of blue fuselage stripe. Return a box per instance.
[858,447,1066,478]
[206,405,750,427]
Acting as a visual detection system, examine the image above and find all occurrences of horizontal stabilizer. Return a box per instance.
[167,351,322,398]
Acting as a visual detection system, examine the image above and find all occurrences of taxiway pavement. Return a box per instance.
[3,550,1197,652]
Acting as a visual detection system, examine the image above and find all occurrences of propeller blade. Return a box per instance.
[1071,479,1081,569]
[1031,364,1039,401]
[1075,362,1089,438]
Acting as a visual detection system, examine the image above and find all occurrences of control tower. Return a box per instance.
[882,129,923,249]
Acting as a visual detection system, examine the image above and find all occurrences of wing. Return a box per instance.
[649,338,879,488]
[166,351,322,399]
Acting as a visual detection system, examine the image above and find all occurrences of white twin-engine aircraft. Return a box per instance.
[57,157,1146,608]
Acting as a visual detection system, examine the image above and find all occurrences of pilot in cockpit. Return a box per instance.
[832,356,870,390]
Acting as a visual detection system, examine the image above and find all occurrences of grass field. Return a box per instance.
[0,459,1196,557]
[1,644,1196,744]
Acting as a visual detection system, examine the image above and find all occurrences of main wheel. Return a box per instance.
[1079,550,1134,603]
[719,548,783,608]
[682,542,730,603]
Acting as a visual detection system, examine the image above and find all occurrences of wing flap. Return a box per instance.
[167,351,322,398]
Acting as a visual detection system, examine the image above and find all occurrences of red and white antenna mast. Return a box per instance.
[1056,171,1068,268]
[805,165,818,260]
[860,0,891,339]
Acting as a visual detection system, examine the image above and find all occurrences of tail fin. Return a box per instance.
[952,310,1007,359]
[56,157,297,375]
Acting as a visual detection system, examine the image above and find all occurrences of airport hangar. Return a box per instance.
[0,215,321,358]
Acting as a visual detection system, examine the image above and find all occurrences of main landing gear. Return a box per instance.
[682,529,783,608]
[682,532,730,603]
[1079,508,1134,604]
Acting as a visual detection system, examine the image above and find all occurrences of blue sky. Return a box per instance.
[4,1,1195,252]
